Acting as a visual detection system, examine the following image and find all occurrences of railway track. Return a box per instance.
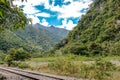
[0,67,80,80]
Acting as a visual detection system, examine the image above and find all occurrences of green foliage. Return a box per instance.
[18,62,30,69]
[61,44,88,55]
[0,24,68,53]
[5,48,30,66]
[0,51,6,64]
[54,38,68,50]
[0,0,27,31]
[0,30,38,53]
[48,58,116,79]
[79,62,113,80]
[60,0,120,56]
[48,58,79,75]
[10,61,30,69]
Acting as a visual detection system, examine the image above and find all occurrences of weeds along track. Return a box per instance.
[0,67,80,80]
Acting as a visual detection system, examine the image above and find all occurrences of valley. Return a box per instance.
[0,0,120,80]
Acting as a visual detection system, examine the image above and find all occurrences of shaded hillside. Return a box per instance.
[0,30,41,52]
[59,0,120,56]
[0,24,69,52]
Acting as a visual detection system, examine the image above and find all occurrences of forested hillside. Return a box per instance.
[0,24,69,53]
[0,30,38,52]
[35,23,69,38]
[59,0,120,56]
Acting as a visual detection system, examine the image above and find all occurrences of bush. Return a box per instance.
[88,42,102,56]
[10,61,30,69]
[5,48,30,66]
[61,44,88,55]
[0,52,6,64]
[48,58,79,75]
[79,59,115,80]
[48,58,115,79]
[18,62,30,69]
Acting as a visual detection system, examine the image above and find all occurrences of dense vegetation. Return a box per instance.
[0,24,69,53]
[0,0,120,79]
[35,23,69,38]
[5,48,30,66]
[0,0,27,31]
[15,24,69,52]
[0,0,69,54]
[58,0,120,56]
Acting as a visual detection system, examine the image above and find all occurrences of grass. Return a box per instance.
[27,54,120,62]
[26,57,120,80]
[24,55,120,80]
[27,54,93,62]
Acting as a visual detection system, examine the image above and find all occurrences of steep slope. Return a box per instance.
[15,25,65,51]
[0,24,69,52]
[60,0,120,56]
[0,30,42,52]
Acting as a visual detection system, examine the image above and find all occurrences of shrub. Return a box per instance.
[10,61,30,69]
[79,59,115,80]
[5,48,30,66]
[48,58,115,80]
[61,44,88,55]
[48,58,79,75]
[18,62,30,69]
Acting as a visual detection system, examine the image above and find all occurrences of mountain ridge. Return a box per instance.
[0,24,69,52]
[35,23,69,38]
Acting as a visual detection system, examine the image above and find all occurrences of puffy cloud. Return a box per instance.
[23,5,40,14]
[50,0,92,18]
[26,15,40,24]
[66,20,77,30]
[13,0,92,19]
[57,19,76,30]
[64,0,73,3]
[36,13,50,17]
[13,0,51,22]
[13,0,48,6]
[13,0,93,29]
[40,19,49,26]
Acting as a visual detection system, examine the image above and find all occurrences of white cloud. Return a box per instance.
[57,19,76,30]
[49,0,92,18]
[26,15,40,24]
[13,0,51,14]
[35,13,50,17]
[13,0,93,29]
[23,5,40,14]
[40,19,49,26]
[66,20,77,30]
[64,0,73,3]
[13,0,48,6]
[13,0,93,19]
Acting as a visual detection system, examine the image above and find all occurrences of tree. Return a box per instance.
[5,48,30,66]
[54,38,68,50]
[0,0,28,31]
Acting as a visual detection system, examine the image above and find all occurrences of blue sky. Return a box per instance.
[13,0,93,30]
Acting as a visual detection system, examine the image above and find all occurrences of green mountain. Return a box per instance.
[35,23,69,38]
[59,0,120,56]
[0,24,69,53]
[0,30,38,53]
